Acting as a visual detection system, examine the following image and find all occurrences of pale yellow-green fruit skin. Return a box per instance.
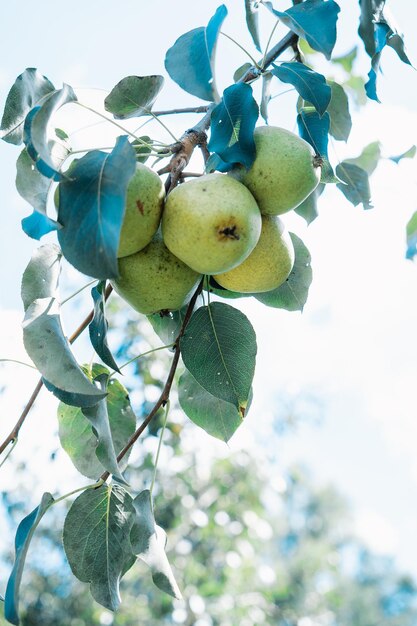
[111,237,201,315]
[230,126,321,216]
[117,163,165,258]
[214,215,295,293]
[162,173,262,274]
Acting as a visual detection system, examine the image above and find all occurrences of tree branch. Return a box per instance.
[100,278,204,483]
[0,284,113,456]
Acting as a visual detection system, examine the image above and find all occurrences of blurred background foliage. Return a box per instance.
[1,307,417,626]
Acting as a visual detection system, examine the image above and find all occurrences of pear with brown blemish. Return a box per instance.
[162,173,262,274]
[117,163,165,258]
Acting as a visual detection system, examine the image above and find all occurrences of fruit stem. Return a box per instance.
[0,284,113,456]
[99,278,204,483]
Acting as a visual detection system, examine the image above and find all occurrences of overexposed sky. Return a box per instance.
[1,0,417,585]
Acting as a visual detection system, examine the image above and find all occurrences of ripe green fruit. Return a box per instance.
[117,163,165,258]
[111,236,201,315]
[230,126,321,216]
[214,215,295,293]
[162,173,262,274]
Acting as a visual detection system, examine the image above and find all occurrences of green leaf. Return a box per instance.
[89,282,120,373]
[0,68,55,145]
[104,75,164,119]
[178,368,244,441]
[147,307,187,345]
[272,62,331,117]
[207,276,250,300]
[131,490,182,599]
[295,183,325,224]
[260,72,273,124]
[332,46,358,72]
[132,135,153,163]
[21,244,61,312]
[180,302,257,414]
[344,141,381,174]
[255,233,312,311]
[245,0,262,52]
[336,162,372,210]
[327,81,352,141]
[58,366,136,479]
[389,145,416,164]
[5,493,54,625]
[63,484,135,611]
[164,5,228,101]
[208,83,259,171]
[406,211,417,260]
[233,62,252,83]
[22,297,106,407]
[23,84,77,180]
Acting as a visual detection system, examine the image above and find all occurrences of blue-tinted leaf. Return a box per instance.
[178,369,244,441]
[23,85,77,180]
[255,233,312,311]
[272,62,330,116]
[327,81,352,141]
[180,302,257,414]
[365,67,379,102]
[16,142,69,240]
[295,183,325,224]
[57,136,136,279]
[208,83,258,170]
[23,298,106,407]
[389,145,416,164]
[104,75,164,119]
[297,108,336,182]
[89,282,120,372]
[0,68,55,145]
[164,5,228,101]
[272,0,340,60]
[406,211,417,260]
[245,0,262,52]
[82,373,126,483]
[5,493,54,625]
[63,484,135,611]
[131,490,182,599]
[21,243,61,311]
[336,162,372,210]
[205,152,232,173]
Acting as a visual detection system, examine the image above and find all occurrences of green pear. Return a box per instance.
[162,173,262,274]
[117,163,165,258]
[214,215,294,293]
[111,236,201,315]
[230,126,321,216]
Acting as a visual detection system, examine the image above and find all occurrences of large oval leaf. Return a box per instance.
[23,84,77,180]
[131,490,182,599]
[180,302,256,414]
[63,484,135,611]
[208,83,259,171]
[58,365,136,479]
[272,62,330,117]
[178,368,244,442]
[164,5,227,101]
[21,243,61,312]
[336,162,372,210]
[0,68,55,145]
[57,136,136,279]
[255,233,312,311]
[270,0,340,60]
[104,75,164,119]
[297,108,336,183]
[23,297,105,407]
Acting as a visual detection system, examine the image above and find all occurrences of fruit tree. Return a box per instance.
[0,1,414,623]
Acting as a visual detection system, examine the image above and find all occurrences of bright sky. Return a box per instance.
[1,0,417,587]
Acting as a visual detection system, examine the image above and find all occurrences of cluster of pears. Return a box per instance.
[111,126,321,315]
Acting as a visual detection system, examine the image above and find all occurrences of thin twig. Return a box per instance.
[0,285,113,455]
[100,278,204,482]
